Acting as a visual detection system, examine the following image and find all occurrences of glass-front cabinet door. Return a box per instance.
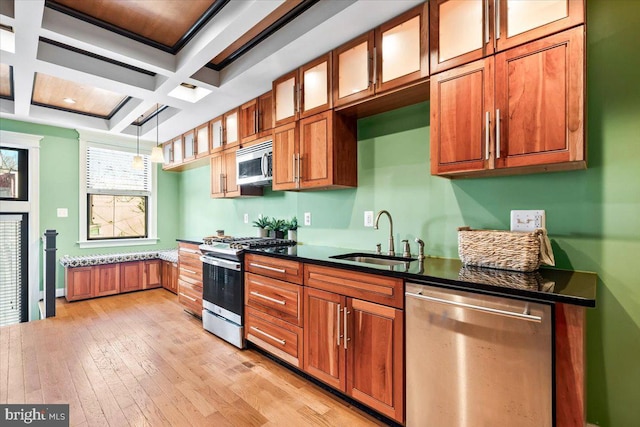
[195,122,209,158]
[376,3,428,93]
[162,141,173,168]
[182,129,195,161]
[300,53,332,118]
[273,70,298,126]
[224,108,239,149]
[333,32,375,108]
[171,136,183,164]
[210,116,223,153]
[496,0,584,52]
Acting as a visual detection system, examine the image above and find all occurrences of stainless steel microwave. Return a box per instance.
[236,140,272,186]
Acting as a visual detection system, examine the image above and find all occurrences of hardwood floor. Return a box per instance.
[0,289,384,426]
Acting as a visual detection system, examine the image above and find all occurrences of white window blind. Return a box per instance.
[86,146,150,195]
[0,214,24,326]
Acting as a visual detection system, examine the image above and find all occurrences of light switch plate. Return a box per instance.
[510,210,545,232]
[243,213,249,224]
[304,212,311,226]
[57,208,68,218]
[364,211,374,227]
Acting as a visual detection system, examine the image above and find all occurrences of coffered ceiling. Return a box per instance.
[0,0,422,144]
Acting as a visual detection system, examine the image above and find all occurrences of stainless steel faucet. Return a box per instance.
[374,210,395,256]
[414,237,425,260]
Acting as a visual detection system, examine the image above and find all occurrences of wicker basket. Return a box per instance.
[457,226,544,272]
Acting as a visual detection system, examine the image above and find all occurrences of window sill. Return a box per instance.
[77,238,159,249]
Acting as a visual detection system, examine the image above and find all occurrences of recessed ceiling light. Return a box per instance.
[63,97,76,104]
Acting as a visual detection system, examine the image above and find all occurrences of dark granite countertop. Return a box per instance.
[176,238,204,245]
[245,244,597,307]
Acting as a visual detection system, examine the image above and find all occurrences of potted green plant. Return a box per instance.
[268,218,287,239]
[252,216,270,237]
[285,216,298,241]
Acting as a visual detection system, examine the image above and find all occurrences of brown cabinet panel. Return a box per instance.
[245,253,303,284]
[178,279,202,315]
[120,261,142,293]
[210,152,225,198]
[494,26,584,169]
[241,91,274,144]
[223,148,240,197]
[245,273,302,326]
[303,287,346,391]
[65,267,93,301]
[430,57,494,175]
[272,122,299,191]
[346,298,404,422]
[304,264,404,309]
[161,260,178,294]
[143,259,162,289]
[92,264,120,297]
[246,306,303,368]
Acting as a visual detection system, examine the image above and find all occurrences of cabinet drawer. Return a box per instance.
[304,264,404,309]
[245,254,303,284]
[245,307,303,368]
[178,279,203,315]
[245,273,302,326]
[179,264,202,284]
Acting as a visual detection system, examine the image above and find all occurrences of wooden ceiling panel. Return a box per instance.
[48,0,216,49]
[0,64,12,98]
[32,73,127,118]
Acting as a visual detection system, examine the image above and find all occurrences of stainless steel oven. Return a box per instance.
[200,255,244,348]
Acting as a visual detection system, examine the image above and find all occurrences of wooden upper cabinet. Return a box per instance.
[223,147,240,197]
[300,53,332,118]
[161,140,173,168]
[376,2,429,93]
[210,152,225,198]
[431,26,585,177]
[272,122,299,191]
[430,57,494,175]
[210,115,224,153]
[273,70,299,127]
[430,0,584,74]
[240,91,274,144]
[195,122,210,158]
[333,32,375,108]
[171,136,183,164]
[430,0,492,74]
[224,108,239,149]
[182,129,196,161]
[495,0,584,52]
[494,25,584,170]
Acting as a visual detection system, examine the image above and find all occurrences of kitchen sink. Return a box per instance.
[330,252,416,267]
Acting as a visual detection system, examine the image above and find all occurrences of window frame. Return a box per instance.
[78,131,158,249]
[86,194,149,241]
[0,146,29,201]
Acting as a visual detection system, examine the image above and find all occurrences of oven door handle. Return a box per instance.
[200,256,241,271]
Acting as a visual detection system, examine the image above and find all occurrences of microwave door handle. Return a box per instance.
[262,153,268,178]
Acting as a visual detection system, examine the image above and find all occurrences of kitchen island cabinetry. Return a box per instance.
[244,254,304,368]
[431,26,585,177]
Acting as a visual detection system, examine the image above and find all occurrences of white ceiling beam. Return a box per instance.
[12,0,44,117]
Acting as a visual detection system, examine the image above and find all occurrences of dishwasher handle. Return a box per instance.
[405,291,543,323]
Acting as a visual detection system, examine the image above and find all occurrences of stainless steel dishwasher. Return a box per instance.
[405,282,552,427]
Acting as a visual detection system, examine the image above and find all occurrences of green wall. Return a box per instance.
[178,1,640,425]
[0,118,181,299]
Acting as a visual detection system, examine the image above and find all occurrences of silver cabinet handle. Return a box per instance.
[496,109,501,159]
[181,267,197,275]
[405,291,542,322]
[179,292,197,302]
[372,46,377,86]
[249,263,286,274]
[343,308,350,349]
[250,290,286,306]
[367,48,372,87]
[336,304,341,346]
[297,83,302,115]
[292,153,297,184]
[219,126,223,146]
[484,0,490,44]
[494,0,500,44]
[250,326,286,345]
[254,108,259,134]
[485,111,490,160]
[296,154,301,187]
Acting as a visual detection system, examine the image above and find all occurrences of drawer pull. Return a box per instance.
[249,263,286,274]
[250,291,286,305]
[180,248,200,254]
[179,292,197,302]
[181,267,198,275]
[250,326,286,345]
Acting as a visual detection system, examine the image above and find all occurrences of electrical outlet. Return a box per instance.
[243,213,249,224]
[364,211,374,227]
[304,212,312,226]
[510,210,546,232]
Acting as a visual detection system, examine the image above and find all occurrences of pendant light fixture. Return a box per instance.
[150,103,165,163]
[132,115,144,170]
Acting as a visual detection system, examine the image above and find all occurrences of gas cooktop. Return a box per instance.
[200,236,296,258]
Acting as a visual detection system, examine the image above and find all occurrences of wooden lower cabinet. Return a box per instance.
[143,259,162,289]
[65,267,93,301]
[92,264,120,297]
[161,260,178,294]
[245,306,303,368]
[120,261,143,293]
[178,242,203,316]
